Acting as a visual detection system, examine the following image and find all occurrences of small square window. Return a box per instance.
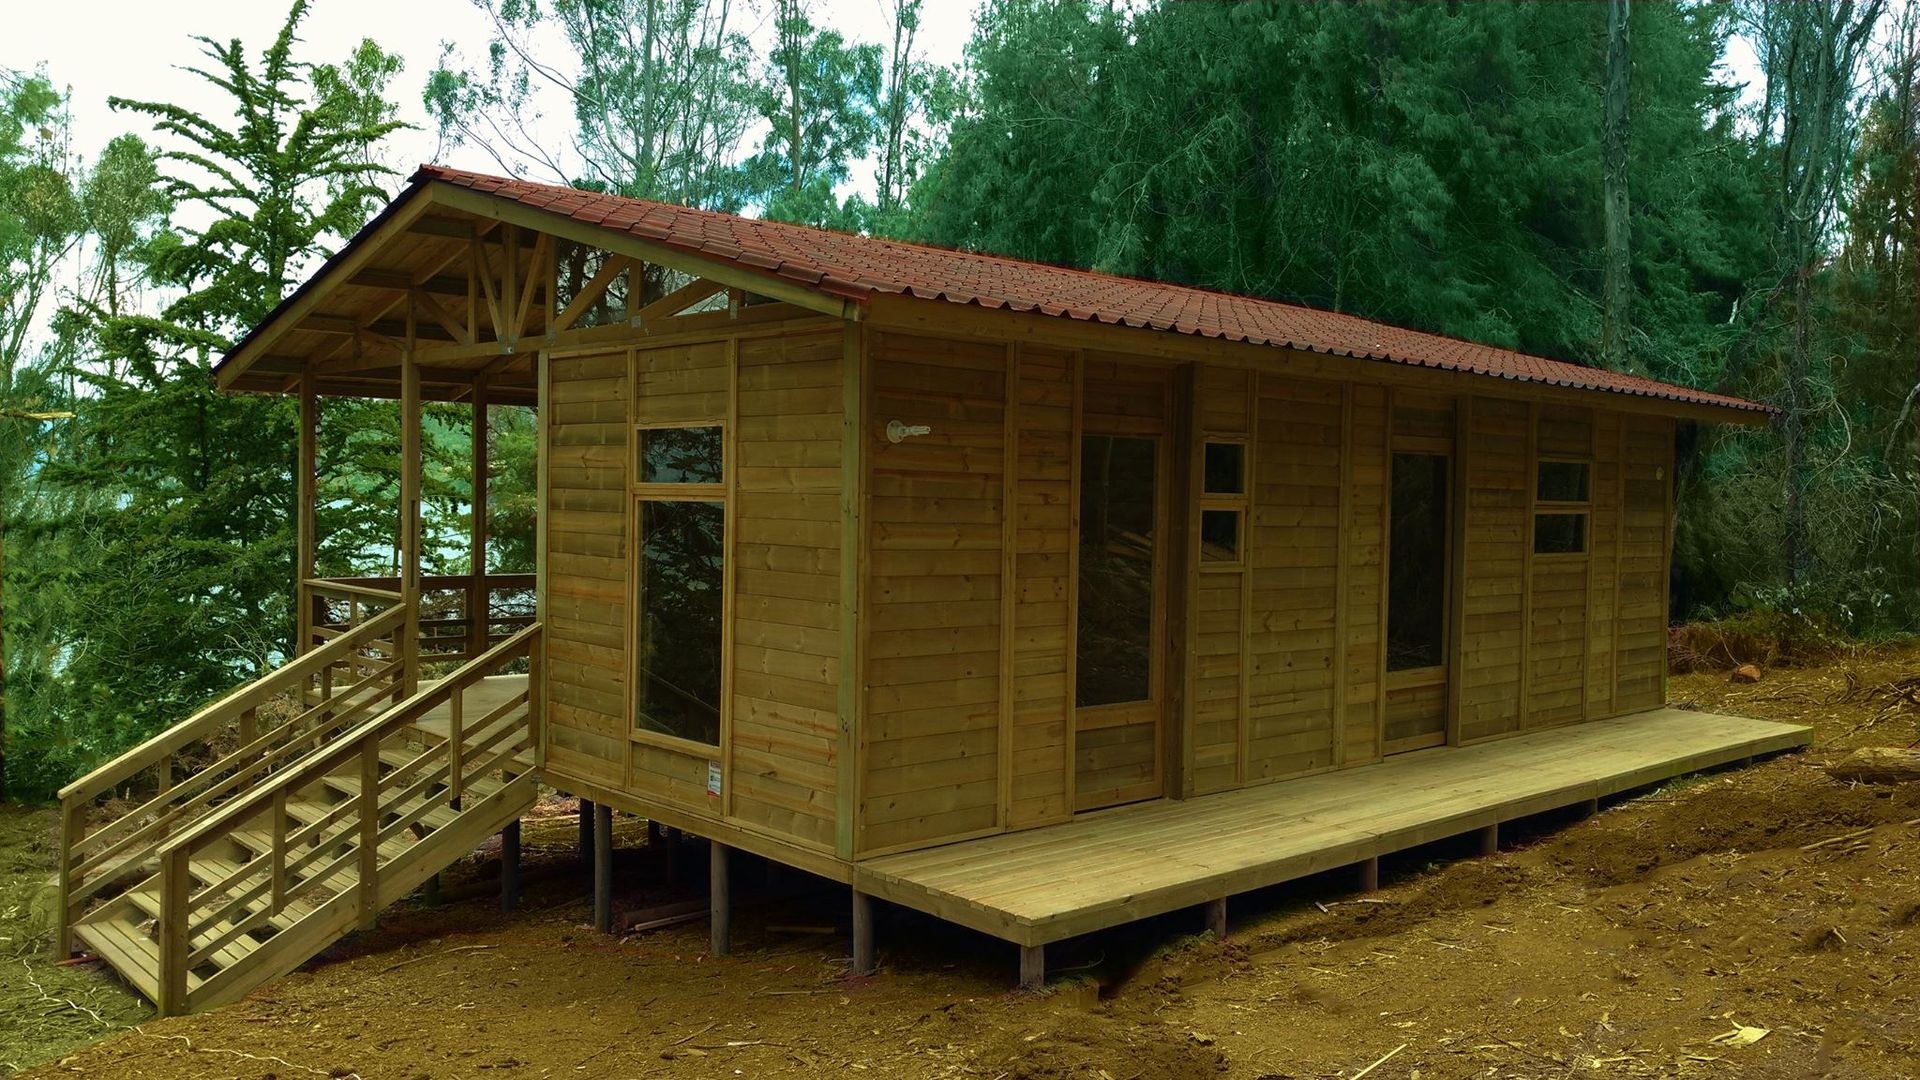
[1537,460,1590,503]
[1203,442,1245,495]
[639,426,723,484]
[1534,512,1587,554]
[1200,508,1241,562]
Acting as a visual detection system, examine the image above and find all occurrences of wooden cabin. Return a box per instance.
[63,165,1807,1010]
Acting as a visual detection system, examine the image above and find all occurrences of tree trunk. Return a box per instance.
[1601,0,1632,371]
[1784,254,1812,588]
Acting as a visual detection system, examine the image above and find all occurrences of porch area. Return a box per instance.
[849,707,1810,951]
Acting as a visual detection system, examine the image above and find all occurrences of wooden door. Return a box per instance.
[1072,425,1169,811]
[1383,399,1454,754]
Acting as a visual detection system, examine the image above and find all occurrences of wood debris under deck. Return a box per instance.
[851,708,1810,948]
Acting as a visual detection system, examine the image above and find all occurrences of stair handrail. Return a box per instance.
[149,622,541,1014]
[55,596,407,958]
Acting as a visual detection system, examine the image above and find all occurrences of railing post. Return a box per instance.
[52,799,78,961]
[448,685,465,809]
[528,627,545,770]
[158,846,190,1016]
[239,706,257,748]
[358,739,381,930]
[270,788,288,910]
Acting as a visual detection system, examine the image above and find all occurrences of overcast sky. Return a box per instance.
[5,0,979,193]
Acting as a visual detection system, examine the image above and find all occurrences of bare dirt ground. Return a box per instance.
[6,649,1920,1079]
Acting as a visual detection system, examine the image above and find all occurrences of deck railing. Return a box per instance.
[301,572,535,667]
[54,594,409,958]
[151,623,542,1014]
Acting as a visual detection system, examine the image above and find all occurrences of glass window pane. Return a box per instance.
[1534,512,1587,554]
[1537,460,1590,503]
[1200,508,1240,562]
[1387,453,1448,671]
[640,426,723,484]
[1203,442,1244,495]
[1076,435,1157,707]
[636,500,724,745]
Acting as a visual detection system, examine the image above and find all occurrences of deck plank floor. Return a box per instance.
[852,708,1810,947]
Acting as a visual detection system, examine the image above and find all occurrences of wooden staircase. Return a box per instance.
[55,585,543,1016]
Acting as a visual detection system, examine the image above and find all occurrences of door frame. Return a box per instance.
[1382,398,1457,756]
[1070,388,1174,812]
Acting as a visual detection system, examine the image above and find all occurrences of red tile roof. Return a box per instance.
[419,164,1768,417]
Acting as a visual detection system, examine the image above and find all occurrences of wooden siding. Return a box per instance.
[543,349,630,791]
[858,331,1008,853]
[731,328,843,848]
[1342,386,1388,764]
[1616,414,1672,711]
[1458,397,1530,742]
[1007,346,1075,827]
[1244,374,1343,782]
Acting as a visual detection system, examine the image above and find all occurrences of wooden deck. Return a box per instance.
[851,708,1810,948]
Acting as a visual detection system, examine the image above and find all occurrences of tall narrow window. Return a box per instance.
[1387,453,1449,671]
[1199,440,1248,565]
[1534,459,1591,554]
[633,424,725,747]
[1077,435,1158,708]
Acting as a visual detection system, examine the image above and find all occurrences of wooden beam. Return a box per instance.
[399,354,422,698]
[632,276,726,324]
[296,370,317,658]
[427,182,858,323]
[710,841,731,957]
[851,890,876,975]
[1018,944,1044,991]
[409,216,475,239]
[350,268,467,296]
[499,817,521,913]
[217,189,437,389]
[592,802,613,932]
[548,253,632,335]
[412,286,472,347]
[470,377,490,661]
[1203,897,1227,939]
[836,323,866,860]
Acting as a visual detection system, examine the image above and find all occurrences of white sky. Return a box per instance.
[4,0,978,191]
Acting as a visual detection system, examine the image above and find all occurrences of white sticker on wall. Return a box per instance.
[707,760,722,797]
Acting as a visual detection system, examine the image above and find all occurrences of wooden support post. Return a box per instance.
[399,354,422,696]
[296,369,317,657]
[1359,856,1381,893]
[358,740,381,930]
[851,890,875,975]
[710,841,731,957]
[422,873,442,907]
[592,802,613,933]
[1479,823,1500,857]
[1204,897,1228,940]
[470,377,490,661]
[500,817,522,913]
[1018,944,1045,991]
[157,848,190,1017]
[52,801,78,960]
[1582,797,1600,818]
[578,798,595,865]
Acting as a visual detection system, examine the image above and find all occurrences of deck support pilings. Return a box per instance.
[592,802,613,933]
[710,841,732,957]
[1479,823,1500,856]
[1018,945,1045,991]
[851,890,876,975]
[1582,797,1600,818]
[501,818,522,913]
[578,798,595,866]
[1359,856,1381,893]
[1204,898,1227,940]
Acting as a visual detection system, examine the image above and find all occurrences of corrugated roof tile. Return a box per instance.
[410,165,1769,417]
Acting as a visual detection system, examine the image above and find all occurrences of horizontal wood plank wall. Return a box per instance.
[1525,405,1593,730]
[1343,385,1388,764]
[859,331,1008,854]
[1074,356,1172,809]
[1615,414,1673,711]
[1458,396,1529,743]
[1008,345,1075,827]
[1585,411,1623,719]
[544,349,630,791]
[731,328,843,849]
[1191,366,1251,795]
[1245,374,1343,782]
